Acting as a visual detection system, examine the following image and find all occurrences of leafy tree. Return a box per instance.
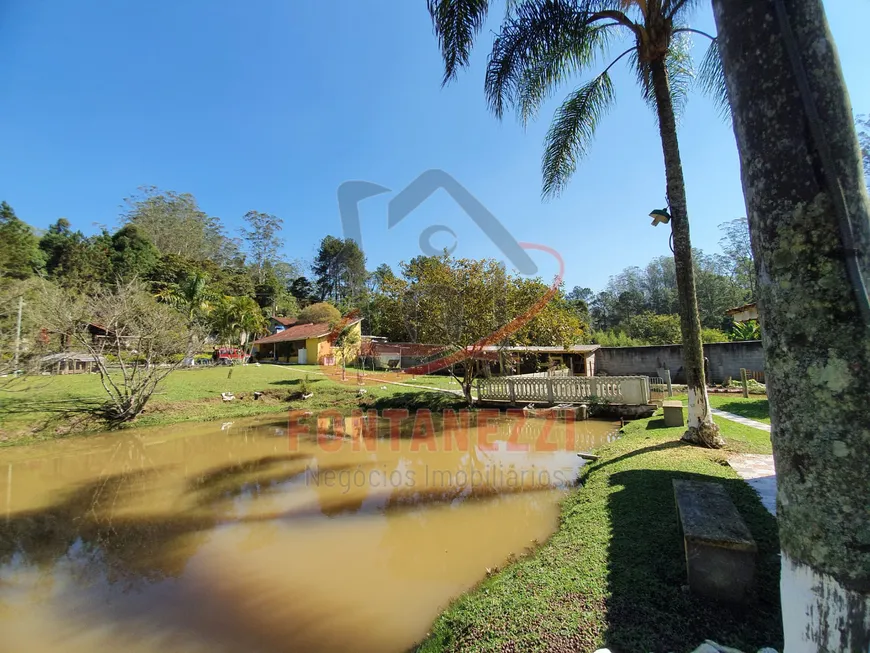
[155,272,218,325]
[297,302,341,326]
[564,285,593,323]
[718,217,755,300]
[241,210,283,284]
[335,323,362,373]
[622,312,682,345]
[148,254,255,299]
[363,265,408,340]
[211,295,268,347]
[312,236,367,307]
[0,202,42,279]
[289,276,317,306]
[0,277,45,381]
[591,330,645,347]
[273,294,299,318]
[123,187,238,263]
[384,254,585,402]
[693,250,747,329]
[729,320,760,342]
[512,279,588,346]
[700,327,729,344]
[427,0,725,446]
[38,219,112,287]
[109,224,159,281]
[252,262,301,316]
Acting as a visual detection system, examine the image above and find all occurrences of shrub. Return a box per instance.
[297,302,341,326]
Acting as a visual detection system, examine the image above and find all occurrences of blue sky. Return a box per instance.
[1,1,867,292]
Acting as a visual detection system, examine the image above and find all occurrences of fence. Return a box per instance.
[648,376,667,401]
[477,375,650,405]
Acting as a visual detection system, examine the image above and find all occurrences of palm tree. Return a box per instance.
[155,272,217,324]
[212,295,268,349]
[427,0,725,446]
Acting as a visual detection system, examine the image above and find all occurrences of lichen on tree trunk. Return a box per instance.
[712,0,870,649]
[649,59,723,449]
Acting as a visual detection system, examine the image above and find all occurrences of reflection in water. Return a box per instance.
[0,413,618,653]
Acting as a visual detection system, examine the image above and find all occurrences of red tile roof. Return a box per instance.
[254,322,332,345]
[271,316,298,326]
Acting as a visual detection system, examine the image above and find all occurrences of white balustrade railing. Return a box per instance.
[476,375,650,405]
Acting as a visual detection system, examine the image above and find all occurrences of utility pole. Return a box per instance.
[13,295,23,368]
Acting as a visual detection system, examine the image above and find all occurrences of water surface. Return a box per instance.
[0,412,617,652]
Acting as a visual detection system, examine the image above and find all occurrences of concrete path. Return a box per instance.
[727,454,777,516]
[710,407,777,516]
[276,365,463,396]
[711,408,771,432]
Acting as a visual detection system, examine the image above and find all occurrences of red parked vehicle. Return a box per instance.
[212,347,248,365]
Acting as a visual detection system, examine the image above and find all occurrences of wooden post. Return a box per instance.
[13,296,22,368]
[740,368,749,398]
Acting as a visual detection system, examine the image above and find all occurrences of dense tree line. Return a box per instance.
[565,218,755,346]
[0,190,755,372]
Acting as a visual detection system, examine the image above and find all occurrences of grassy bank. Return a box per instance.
[418,411,781,652]
[0,364,463,446]
[707,394,771,424]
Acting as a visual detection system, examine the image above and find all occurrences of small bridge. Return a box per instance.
[476,375,651,406]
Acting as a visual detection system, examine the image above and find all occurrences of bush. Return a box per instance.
[728,378,767,394]
[591,330,645,347]
[297,302,341,326]
[701,328,730,343]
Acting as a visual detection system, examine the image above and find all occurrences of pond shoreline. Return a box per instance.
[0,365,466,447]
[416,402,782,652]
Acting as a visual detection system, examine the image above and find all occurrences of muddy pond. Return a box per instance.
[0,412,618,652]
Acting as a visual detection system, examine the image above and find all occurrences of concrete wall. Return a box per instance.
[594,341,764,384]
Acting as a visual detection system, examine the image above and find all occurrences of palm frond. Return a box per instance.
[428,0,491,85]
[697,37,730,120]
[486,0,617,123]
[664,0,701,22]
[542,71,615,198]
[629,31,693,122]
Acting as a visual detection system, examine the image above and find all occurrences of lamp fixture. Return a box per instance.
[649,208,671,227]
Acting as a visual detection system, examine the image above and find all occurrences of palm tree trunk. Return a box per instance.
[713,0,870,647]
[650,59,723,448]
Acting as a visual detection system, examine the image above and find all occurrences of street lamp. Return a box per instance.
[649,208,675,253]
[649,208,671,226]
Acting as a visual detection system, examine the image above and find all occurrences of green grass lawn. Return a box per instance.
[0,364,463,446]
[708,394,771,424]
[417,412,781,652]
[666,393,771,425]
[286,364,462,390]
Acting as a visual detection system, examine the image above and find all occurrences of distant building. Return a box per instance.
[358,341,600,376]
[725,302,758,323]
[268,316,298,333]
[37,352,105,374]
[252,319,362,365]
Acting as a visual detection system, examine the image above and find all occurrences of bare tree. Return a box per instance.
[37,280,198,425]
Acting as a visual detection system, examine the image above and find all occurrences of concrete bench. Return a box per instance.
[673,479,757,602]
[662,400,684,427]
